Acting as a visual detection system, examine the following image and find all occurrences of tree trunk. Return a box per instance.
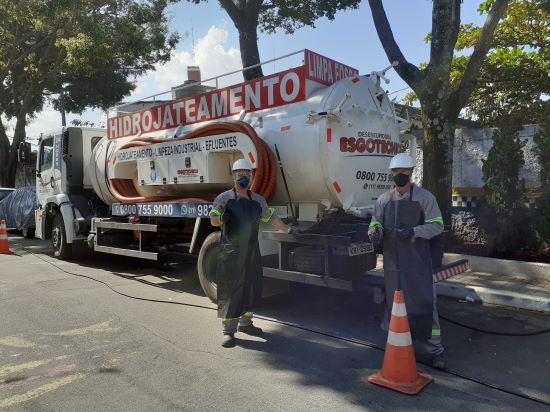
[0,119,11,187]
[2,114,28,188]
[420,101,455,228]
[237,24,263,81]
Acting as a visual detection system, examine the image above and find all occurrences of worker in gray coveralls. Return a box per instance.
[368,153,446,370]
[210,158,292,348]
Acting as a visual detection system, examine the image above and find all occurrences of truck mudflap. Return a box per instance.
[432,259,469,283]
[111,201,212,219]
[360,259,470,291]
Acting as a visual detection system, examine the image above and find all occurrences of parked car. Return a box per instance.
[0,187,15,202]
[0,186,37,238]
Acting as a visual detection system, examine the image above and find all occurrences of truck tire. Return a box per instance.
[197,231,220,303]
[52,213,72,260]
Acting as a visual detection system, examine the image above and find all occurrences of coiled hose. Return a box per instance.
[108,120,277,203]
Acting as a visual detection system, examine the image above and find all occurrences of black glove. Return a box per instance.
[396,228,415,240]
[368,227,383,245]
[222,211,231,225]
[287,225,303,235]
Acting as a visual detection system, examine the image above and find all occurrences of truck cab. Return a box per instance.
[35,127,107,258]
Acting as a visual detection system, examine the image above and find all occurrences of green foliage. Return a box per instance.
[258,0,361,34]
[531,106,550,254]
[190,0,361,35]
[453,0,550,125]
[0,0,179,186]
[481,122,526,213]
[479,121,531,255]
[193,0,360,80]
[401,92,418,106]
[418,1,550,125]
[533,106,550,190]
[0,0,179,114]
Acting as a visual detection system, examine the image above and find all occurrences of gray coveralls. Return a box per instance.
[370,184,444,356]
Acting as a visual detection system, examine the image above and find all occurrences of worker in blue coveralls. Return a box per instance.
[210,158,292,348]
[368,153,446,370]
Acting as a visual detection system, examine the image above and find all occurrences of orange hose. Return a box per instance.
[108,120,277,204]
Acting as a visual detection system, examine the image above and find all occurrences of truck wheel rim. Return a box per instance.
[52,228,61,248]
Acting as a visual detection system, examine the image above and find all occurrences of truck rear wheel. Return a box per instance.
[197,231,220,303]
[52,214,72,260]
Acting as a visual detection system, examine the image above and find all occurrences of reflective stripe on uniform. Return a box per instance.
[425,217,443,224]
[387,331,412,347]
[260,207,275,223]
[369,220,382,229]
[210,209,222,217]
[243,312,253,317]
[432,328,441,337]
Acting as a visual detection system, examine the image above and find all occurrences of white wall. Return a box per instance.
[412,125,542,189]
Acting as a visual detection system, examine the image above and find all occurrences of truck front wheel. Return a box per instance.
[52,214,72,260]
[197,231,220,303]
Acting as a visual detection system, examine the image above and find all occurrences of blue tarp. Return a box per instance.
[0,186,37,229]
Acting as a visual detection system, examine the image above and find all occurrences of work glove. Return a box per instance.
[368,226,383,245]
[287,225,303,235]
[396,228,415,240]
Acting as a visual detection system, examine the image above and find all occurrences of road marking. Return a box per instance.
[0,356,69,378]
[45,320,119,336]
[0,373,86,408]
[0,336,35,348]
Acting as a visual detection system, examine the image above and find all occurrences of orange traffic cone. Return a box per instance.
[0,220,11,254]
[368,290,433,395]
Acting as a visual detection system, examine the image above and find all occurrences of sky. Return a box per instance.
[14,0,487,142]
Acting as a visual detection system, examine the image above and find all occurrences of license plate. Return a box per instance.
[348,242,374,256]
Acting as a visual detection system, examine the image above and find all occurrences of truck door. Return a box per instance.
[36,133,64,201]
[36,136,55,205]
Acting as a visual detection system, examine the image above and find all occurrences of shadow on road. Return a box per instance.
[10,235,550,407]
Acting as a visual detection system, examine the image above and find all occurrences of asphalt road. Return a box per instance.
[1,235,549,411]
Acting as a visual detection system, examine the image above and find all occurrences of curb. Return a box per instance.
[444,253,550,281]
[363,270,550,314]
[435,282,550,314]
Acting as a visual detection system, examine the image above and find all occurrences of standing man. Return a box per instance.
[210,158,292,348]
[368,153,446,369]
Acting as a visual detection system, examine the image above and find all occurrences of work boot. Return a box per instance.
[238,324,263,336]
[221,334,236,348]
[431,352,446,370]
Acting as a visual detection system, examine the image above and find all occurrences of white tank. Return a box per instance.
[89,68,405,218]
[247,75,403,214]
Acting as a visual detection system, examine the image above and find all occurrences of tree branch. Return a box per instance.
[368,0,424,90]
[5,35,50,74]
[219,0,244,27]
[427,0,461,78]
[448,0,510,118]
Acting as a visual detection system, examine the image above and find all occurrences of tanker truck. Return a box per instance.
[35,50,415,301]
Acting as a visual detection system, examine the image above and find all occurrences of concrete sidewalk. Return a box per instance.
[366,254,550,314]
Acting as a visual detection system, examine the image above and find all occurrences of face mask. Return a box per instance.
[236,175,250,188]
[393,173,410,187]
